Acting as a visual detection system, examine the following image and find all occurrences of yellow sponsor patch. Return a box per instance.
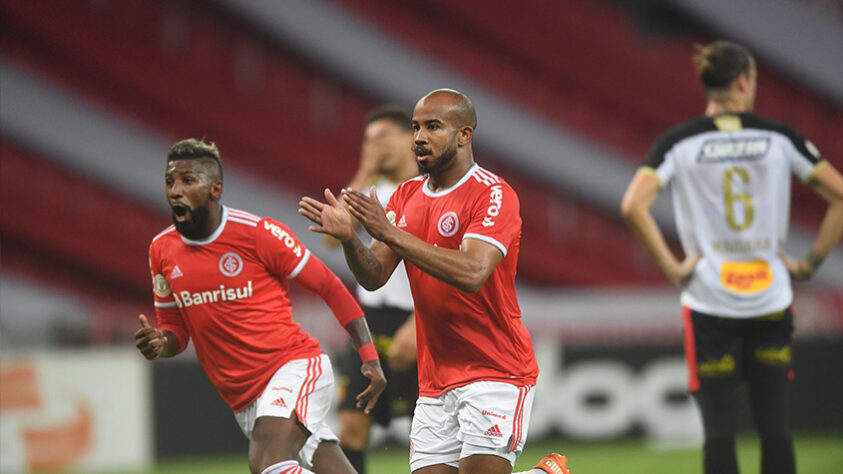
[713,114,742,132]
[720,260,772,293]
[755,346,792,365]
[698,354,736,376]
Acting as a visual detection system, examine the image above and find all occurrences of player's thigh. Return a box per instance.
[686,310,743,390]
[249,414,308,468]
[744,308,794,434]
[459,453,513,474]
[414,464,459,474]
[338,409,373,449]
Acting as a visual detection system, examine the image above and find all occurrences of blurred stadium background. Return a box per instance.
[1,0,841,472]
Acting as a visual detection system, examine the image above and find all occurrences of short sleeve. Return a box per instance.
[255,218,311,279]
[384,182,406,227]
[643,134,677,188]
[462,182,521,257]
[784,128,824,182]
[149,244,177,310]
[149,241,189,353]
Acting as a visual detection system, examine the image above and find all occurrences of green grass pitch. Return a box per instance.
[127,432,842,473]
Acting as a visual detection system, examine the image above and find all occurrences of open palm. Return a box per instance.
[299,188,355,242]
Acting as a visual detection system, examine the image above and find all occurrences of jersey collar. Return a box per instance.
[422,163,479,197]
[180,205,229,246]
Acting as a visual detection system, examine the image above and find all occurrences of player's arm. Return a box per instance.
[300,189,402,290]
[783,162,843,280]
[343,187,503,293]
[621,168,700,286]
[292,255,387,414]
[388,313,416,372]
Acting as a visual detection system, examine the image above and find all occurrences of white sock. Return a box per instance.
[260,460,314,474]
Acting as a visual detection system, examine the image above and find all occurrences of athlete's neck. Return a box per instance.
[201,203,224,239]
[427,154,475,192]
[705,98,750,117]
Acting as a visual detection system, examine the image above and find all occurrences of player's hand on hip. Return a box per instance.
[780,252,815,281]
[134,314,167,360]
[356,360,387,415]
[298,189,354,242]
[342,186,392,241]
[667,254,702,286]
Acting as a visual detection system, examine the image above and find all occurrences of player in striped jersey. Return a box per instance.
[621,41,843,474]
[135,139,386,474]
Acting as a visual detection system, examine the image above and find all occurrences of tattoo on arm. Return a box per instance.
[806,251,824,270]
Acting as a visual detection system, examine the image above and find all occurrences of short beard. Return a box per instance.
[418,144,457,176]
[173,201,212,240]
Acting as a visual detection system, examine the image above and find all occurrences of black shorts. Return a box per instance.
[682,306,794,393]
[337,305,418,426]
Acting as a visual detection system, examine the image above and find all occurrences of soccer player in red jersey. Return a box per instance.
[135,139,386,474]
[300,90,569,474]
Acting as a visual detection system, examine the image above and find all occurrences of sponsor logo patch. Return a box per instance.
[484,424,503,438]
[263,221,303,257]
[386,210,397,226]
[437,211,459,238]
[698,354,736,377]
[720,260,772,293]
[218,252,243,277]
[398,215,407,228]
[483,185,503,227]
[270,397,287,407]
[153,273,171,298]
[173,281,253,308]
[171,265,183,279]
[698,137,770,164]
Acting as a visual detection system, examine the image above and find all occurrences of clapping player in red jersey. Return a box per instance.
[135,139,386,474]
[300,90,569,474]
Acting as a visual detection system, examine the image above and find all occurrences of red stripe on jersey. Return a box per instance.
[475,167,500,184]
[228,216,258,227]
[510,385,526,451]
[296,357,314,427]
[229,209,261,222]
[682,307,700,392]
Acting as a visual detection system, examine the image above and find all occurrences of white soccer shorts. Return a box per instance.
[409,380,535,471]
[234,354,338,467]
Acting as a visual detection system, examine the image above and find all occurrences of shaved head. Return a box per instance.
[418,89,477,130]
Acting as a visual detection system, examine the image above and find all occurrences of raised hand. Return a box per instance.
[135,314,167,360]
[299,188,355,242]
[342,186,394,242]
[356,360,386,415]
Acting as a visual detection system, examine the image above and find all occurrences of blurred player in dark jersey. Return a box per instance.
[621,41,843,474]
[324,105,419,474]
[135,138,386,474]
[301,90,569,474]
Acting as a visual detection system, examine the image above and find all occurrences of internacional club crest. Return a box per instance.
[437,211,459,238]
[219,252,244,277]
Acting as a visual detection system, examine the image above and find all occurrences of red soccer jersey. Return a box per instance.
[385,164,539,396]
[149,207,324,412]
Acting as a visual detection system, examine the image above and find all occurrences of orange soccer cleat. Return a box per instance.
[533,453,571,474]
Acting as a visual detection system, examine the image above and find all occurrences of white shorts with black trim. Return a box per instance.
[234,354,338,467]
[409,380,535,471]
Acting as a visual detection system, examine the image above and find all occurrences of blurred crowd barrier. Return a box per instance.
[0,348,152,473]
